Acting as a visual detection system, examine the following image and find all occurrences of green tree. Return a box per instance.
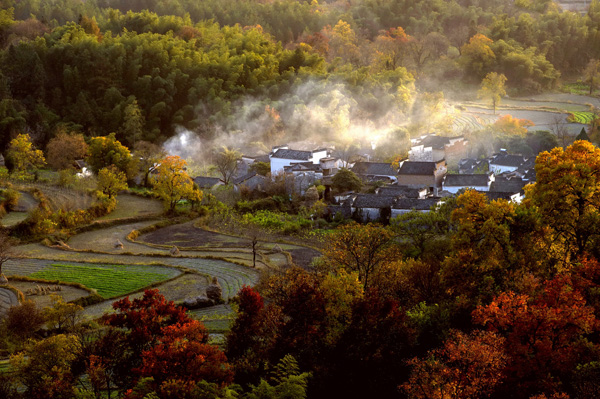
[478,72,507,114]
[120,99,144,148]
[331,168,362,193]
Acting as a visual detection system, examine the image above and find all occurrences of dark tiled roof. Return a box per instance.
[285,162,321,172]
[393,198,440,211]
[398,161,437,175]
[489,176,528,193]
[271,148,312,161]
[193,176,222,188]
[418,135,451,150]
[444,174,491,187]
[353,194,397,209]
[233,172,258,185]
[377,186,424,198]
[352,162,397,176]
[490,153,526,167]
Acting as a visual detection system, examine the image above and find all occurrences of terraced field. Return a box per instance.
[30,262,180,298]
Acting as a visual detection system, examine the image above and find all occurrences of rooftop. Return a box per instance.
[271,148,313,161]
[489,176,528,193]
[352,162,397,176]
[393,198,441,211]
[490,153,526,167]
[444,174,491,187]
[376,185,426,198]
[193,176,222,188]
[352,194,397,209]
[398,161,438,175]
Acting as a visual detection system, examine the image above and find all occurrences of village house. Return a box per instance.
[397,160,447,194]
[442,173,495,193]
[409,134,469,166]
[350,194,397,223]
[391,198,443,218]
[488,150,527,174]
[193,176,224,190]
[233,172,267,192]
[351,162,398,183]
[269,146,329,175]
[375,185,429,199]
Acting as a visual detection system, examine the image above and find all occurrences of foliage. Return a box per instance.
[321,222,398,289]
[402,330,507,399]
[46,130,88,171]
[86,133,133,175]
[529,140,600,260]
[331,168,362,193]
[5,133,45,173]
[97,165,128,199]
[478,72,507,114]
[152,155,200,213]
[213,146,242,185]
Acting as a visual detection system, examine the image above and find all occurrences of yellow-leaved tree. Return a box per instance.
[5,133,45,174]
[152,155,201,213]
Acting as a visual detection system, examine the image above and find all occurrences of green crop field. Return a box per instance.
[568,111,596,124]
[29,263,180,298]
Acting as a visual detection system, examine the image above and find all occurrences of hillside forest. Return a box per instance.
[1,1,600,399]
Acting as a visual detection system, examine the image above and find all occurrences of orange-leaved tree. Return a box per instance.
[402,329,507,399]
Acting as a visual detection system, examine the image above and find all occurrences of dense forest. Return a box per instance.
[1,1,600,399]
[0,0,598,152]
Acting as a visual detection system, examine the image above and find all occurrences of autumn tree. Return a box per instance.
[402,330,507,399]
[473,275,599,397]
[322,222,398,289]
[492,114,534,136]
[152,155,200,212]
[97,165,128,200]
[46,129,89,171]
[96,289,229,393]
[213,146,241,185]
[529,140,600,259]
[478,72,507,114]
[327,20,360,65]
[5,133,45,173]
[10,334,81,398]
[373,26,410,70]
[461,34,496,78]
[87,132,133,175]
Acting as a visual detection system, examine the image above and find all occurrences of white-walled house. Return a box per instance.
[488,151,526,174]
[442,174,495,193]
[269,147,329,175]
[391,198,442,218]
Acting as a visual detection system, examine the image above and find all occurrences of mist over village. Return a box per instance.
[2,1,600,398]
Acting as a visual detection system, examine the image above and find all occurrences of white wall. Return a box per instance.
[443,185,490,193]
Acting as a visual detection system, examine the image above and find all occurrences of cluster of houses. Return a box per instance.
[193,134,537,223]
